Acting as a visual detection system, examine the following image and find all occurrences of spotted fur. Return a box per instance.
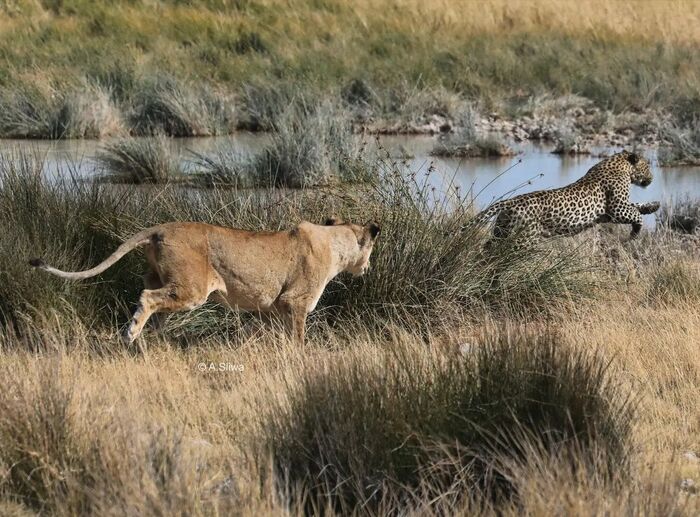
[475,151,659,243]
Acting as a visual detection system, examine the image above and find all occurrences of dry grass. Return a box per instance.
[0,225,698,514]
[0,285,697,514]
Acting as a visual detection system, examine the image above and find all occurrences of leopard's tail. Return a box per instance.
[474,200,512,223]
[29,227,157,280]
[461,199,511,231]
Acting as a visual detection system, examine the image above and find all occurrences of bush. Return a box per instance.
[259,331,634,512]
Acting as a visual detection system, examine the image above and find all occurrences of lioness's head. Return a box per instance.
[324,218,381,276]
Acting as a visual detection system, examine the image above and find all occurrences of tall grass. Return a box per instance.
[657,197,700,234]
[0,150,591,336]
[0,80,123,139]
[128,74,235,137]
[188,147,251,188]
[95,135,182,184]
[251,100,369,187]
[259,330,634,512]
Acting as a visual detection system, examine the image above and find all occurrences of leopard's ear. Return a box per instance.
[626,152,640,165]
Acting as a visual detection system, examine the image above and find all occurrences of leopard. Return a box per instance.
[473,150,660,245]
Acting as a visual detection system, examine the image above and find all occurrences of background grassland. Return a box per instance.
[1,0,700,138]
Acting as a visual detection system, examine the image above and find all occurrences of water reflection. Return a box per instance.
[1,133,698,228]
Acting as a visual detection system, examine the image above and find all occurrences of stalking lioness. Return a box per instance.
[29,218,380,344]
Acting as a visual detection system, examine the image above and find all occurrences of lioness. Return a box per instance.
[29,218,380,344]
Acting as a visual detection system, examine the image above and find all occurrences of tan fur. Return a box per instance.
[30,219,380,344]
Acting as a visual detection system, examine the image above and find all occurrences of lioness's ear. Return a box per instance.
[626,152,640,165]
[365,221,381,240]
[324,217,339,226]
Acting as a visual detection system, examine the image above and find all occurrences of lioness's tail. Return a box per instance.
[29,228,156,280]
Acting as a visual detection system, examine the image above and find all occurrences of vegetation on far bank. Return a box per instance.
[1,0,700,138]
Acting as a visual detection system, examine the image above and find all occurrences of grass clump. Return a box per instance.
[0,355,216,515]
[551,127,591,155]
[658,120,700,166]
[260,331,633,512]
[252,100,368,187]
[237,80,311,132]
[431,106,515,158]
[0,152,143,327]
[647,260,700,304]
[129,74,235,137]
[657,197,700,234]
[95,135,181,184]
[0,80,123,139]
[189,147,251,188]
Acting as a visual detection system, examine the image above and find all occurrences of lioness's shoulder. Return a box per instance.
[291,220,329,239]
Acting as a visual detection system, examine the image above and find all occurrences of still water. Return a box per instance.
[1,134,698,227]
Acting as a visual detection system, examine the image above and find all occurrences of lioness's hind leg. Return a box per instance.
[123,283,210,344]
[143,270,166,331]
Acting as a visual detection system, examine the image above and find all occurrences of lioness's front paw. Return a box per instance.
[638,201,661,215]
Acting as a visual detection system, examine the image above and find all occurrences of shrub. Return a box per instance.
[259,331,634,512]
[551,127,591,155]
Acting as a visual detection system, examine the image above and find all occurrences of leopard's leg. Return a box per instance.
[606,199,645,238]
[633,201,661,215]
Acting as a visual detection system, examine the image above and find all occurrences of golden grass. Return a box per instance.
[0,263,698,513]
[352,0,700,43]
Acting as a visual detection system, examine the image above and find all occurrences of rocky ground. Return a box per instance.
[360,95,670,151]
